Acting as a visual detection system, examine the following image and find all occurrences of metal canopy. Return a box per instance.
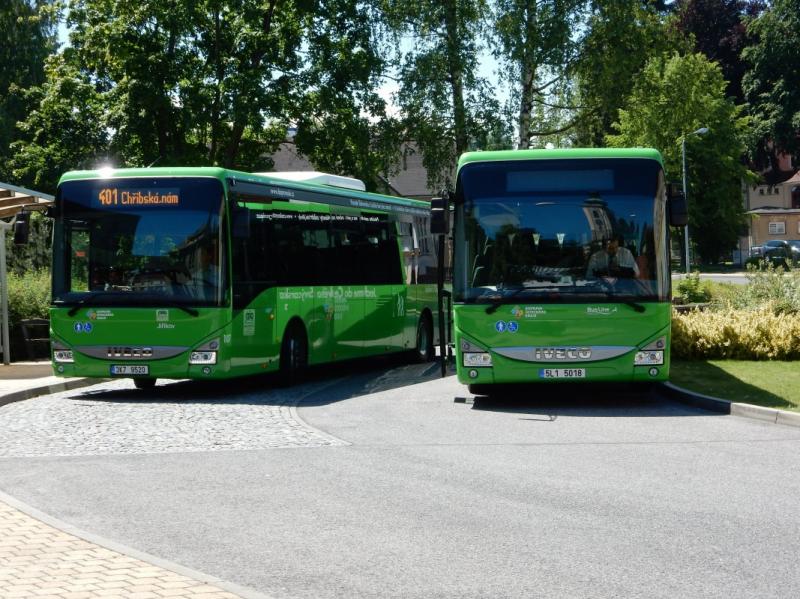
[0,182,54,364]
[0,181,54,218]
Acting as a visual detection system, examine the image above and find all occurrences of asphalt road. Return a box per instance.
[1,360,799,599]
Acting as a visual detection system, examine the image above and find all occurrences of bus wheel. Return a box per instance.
[280,323,308,384]
[133,377,156,390]
[414,314,434,363]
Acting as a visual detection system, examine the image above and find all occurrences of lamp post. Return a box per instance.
[681,127,709,274]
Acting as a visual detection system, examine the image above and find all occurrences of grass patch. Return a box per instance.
[670,360,800,412]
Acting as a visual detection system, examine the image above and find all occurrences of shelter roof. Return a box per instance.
[0,182,53,219]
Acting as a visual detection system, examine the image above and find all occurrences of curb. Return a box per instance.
[0,377,109,408]
[660,381,800,428]
[0,488,275,599]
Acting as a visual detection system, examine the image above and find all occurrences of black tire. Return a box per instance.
[414,314,434,363]
[280,322,308,384]
[467,384,492,397]
[133,377,156,390]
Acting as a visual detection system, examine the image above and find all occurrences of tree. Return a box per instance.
[673,0,766,104]
[384,0,501,189]
[608,52,754,263]
[13,0,401,187]
[490,0,585,149]
[742,0,800,166]
[573,0,685,147]
[292,0,401,190]
[0,0,60,182]
[10,55,108,192]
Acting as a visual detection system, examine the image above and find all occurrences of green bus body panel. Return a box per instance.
[454,303,671,385]
[52,167,437,381]
[453,148,671,387]
[457,148,664,171]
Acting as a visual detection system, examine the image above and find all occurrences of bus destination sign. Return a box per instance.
[97,188,180,207]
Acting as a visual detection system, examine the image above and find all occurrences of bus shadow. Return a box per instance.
[69,354,444,406]
[468,383,720,418]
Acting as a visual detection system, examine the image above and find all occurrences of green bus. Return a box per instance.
[47,168,442,388]
[431,148,687,393]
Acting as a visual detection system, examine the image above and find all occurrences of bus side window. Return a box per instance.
[362,214,402,285]
[399,220,416,284]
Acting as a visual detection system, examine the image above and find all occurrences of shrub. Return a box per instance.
[674,271,712,303]
[672,304,800,360]
[734,264,800,314]
[7,270,50,327]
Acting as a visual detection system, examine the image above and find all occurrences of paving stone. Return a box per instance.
[0,379,346,458]
[0,500,244,599]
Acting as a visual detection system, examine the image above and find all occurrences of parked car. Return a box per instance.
[748,239,796,269]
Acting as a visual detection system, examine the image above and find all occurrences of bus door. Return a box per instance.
[360,212,406,353]
[328,210,367,360]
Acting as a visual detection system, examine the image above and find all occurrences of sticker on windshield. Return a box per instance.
[243,309,256,337]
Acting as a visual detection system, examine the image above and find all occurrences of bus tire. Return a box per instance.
[133,377,156,390]
[280,322,308,384]
[414,313,434,363]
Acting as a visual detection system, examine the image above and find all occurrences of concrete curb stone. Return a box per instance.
[0,377,109,408]
[661,381,800,428]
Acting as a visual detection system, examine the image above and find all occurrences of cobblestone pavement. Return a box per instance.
[0,378,348,458]
[0,500,244,599]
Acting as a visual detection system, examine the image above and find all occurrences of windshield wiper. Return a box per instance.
[65,293,200,317]
[66,292,118,316]
[485,286,534,314]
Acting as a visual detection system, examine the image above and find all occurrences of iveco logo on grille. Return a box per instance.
[107,347,153,359]
[533,347,592,361]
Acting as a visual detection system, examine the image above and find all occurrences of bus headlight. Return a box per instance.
[634,350,663,366]
[463,352,492,367]
[53,350,74,363]
[189,351,217,365]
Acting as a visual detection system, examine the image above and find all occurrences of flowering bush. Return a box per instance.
[672,304,800,360]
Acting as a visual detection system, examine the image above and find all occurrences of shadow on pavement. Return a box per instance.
[468,383,719,418]
[670,360,791,411]
[65,354,446,406]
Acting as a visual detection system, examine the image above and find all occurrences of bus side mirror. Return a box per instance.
[667,184,688,227]
[13,211,30,245]
[430,192,451,235]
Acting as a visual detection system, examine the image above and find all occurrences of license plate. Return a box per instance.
[539,368,586,379]
[110,365,149,376]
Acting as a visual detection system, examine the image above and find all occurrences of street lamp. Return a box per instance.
[681,126,709,274]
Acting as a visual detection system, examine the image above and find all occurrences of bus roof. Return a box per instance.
[457,148,664,170]
[57,167,430,209]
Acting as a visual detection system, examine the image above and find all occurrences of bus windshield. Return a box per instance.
[53,177,226,308]
[454,158,668,305]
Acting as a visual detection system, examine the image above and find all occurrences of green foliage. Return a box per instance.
[491,0,584,149]
[383,0,503,189]
[5,211,52,275]
[607,51,754,263]
[672,305,800,360]
[10,55,108,192]
[735,264,800,314]
[675,271,712,303]
[0,0,61,182]
[12,0,397,188]
[7,270,50,328]
[573,0,685,146]
[742,0,800,164]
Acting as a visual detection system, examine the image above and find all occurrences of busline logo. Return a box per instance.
[586,306,618,315]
